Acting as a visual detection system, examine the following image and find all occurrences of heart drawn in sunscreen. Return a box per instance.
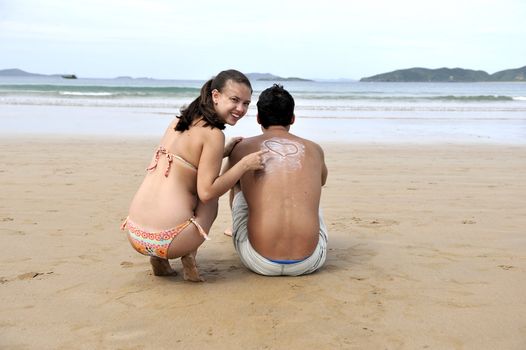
[263,140,299,157]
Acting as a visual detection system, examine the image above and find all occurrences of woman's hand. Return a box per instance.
[241,150,269,171]
[224,137,243,158]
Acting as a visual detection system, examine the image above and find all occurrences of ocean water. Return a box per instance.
[1,76,525,144]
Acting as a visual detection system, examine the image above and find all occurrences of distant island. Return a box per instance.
[360,66,526,82]
[6,67,524,82]
[0,68,49,77]
[0,68,78,79]
[0,68,312,82]
[245,73,312,82]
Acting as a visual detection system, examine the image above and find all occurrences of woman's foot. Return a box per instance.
[181,254,204,282]
[150,257,177,276]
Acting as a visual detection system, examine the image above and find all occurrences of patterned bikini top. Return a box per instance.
[146,146,197,177]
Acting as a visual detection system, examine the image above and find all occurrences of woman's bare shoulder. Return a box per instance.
[188,125,224,152]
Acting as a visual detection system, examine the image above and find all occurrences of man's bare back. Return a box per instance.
[229,127,327,260]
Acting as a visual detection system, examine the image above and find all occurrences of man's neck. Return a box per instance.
[262,125,290,134]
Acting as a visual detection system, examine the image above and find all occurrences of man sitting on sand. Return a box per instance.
[226,84,328,276]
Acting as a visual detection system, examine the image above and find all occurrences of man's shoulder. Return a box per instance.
[230,135,262,160]
[237,135,263,151]
[242,135,264,144]
[288,134,324,154]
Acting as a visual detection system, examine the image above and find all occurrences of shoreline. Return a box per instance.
[1,138,525,348]
[1,101,526,144]
[1,132,525,146]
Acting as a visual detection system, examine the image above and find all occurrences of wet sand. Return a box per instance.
[1,137,525,349]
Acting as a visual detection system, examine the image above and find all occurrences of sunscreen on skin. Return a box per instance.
[260,137,304,173]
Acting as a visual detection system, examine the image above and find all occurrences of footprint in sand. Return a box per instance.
[17,271,54,280]
[498,265,515,270]
[120,261,134,268]
[350,276,366,281]
[54,168,74,175]
[363,218,399,228]
[1,217,14,222]
[350,216,399,227]
[322,264,338,272]
[18,272,43,280]
[78,254,102,262]
[201,267,220,278]
[462,219,476,224]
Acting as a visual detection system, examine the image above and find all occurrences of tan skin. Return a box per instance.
[228,118,328,261]
[127,80,267,280]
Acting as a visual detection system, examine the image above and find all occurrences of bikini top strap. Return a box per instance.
[189,217,210,241]
[173,155,198,171]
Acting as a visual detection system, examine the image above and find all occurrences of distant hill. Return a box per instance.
[246,72,312,82]
[0,68,76,78]
[360,66,526,82]
[490,66,526,81]
[0,68,49,77]
[1,69,313,81]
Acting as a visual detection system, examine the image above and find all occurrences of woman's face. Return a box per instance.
[211,80,252,126]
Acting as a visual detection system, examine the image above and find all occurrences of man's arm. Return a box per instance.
[321,161,328,186]
[314,143,328,186]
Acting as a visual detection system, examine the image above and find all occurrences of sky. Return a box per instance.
[1,0,525,80]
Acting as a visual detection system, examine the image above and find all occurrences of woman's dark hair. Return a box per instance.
[256,84,295,129]
[175,69,252,131]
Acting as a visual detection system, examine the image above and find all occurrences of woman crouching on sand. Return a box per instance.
[121,69,266,281]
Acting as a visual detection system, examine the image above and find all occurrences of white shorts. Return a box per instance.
[232,192,328,276]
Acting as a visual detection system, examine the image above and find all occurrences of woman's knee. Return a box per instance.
[166,226,205,259]
[194,200,218,229]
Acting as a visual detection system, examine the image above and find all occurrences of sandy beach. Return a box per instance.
[1,137,525,349]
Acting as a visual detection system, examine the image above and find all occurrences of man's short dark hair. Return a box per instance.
[256,84,295,129]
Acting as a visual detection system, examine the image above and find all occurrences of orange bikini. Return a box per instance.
[121,217,209,259]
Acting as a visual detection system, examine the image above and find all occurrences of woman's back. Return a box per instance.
[128,119,206,230]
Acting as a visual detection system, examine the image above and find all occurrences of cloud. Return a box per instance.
[1,0,525,78]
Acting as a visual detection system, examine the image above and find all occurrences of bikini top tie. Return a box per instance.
[146,146,197,177]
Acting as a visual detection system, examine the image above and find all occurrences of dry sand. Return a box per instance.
[1,137,525,349]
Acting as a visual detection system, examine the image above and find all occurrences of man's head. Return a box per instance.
[256,84,295,129]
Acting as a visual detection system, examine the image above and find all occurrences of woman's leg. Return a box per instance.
[150,256,177,276]
[163,199,219,281]
[181,199,218,281]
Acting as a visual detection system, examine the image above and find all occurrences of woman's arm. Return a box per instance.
[197,130,266,203]
[223,136,243,158]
